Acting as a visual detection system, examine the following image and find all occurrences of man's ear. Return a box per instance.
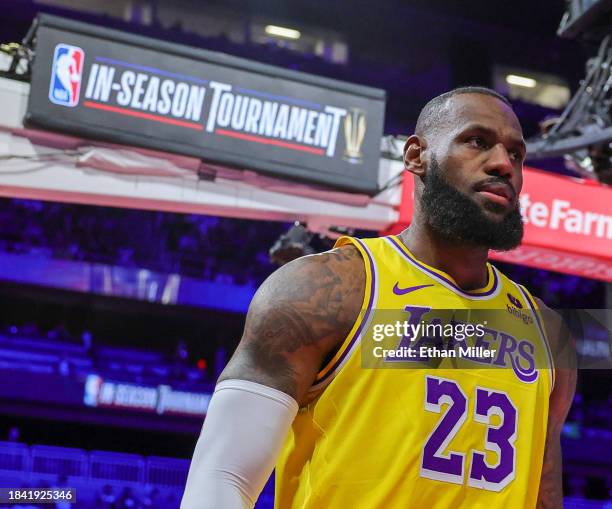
[403,135,427,177]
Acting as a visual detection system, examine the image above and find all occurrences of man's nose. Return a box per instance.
[485,144,514,179]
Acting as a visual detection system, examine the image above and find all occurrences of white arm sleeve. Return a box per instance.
[180,379,299,509]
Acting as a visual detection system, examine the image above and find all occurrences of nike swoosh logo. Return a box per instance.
[392,282,434,295]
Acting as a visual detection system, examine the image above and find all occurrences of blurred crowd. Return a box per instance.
[0,199,287,286]
[94,485,180,509]
[0,321,212,389]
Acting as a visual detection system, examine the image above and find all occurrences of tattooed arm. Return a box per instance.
[219,243,365,404]
[181,245,365,509]
[535,298,577,509]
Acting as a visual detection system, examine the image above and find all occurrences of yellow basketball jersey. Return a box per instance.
[275,235,554,509]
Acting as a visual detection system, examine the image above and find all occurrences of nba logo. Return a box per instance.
[49,43,84,107]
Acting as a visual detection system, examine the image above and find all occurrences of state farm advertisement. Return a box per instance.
[390,167,612,282]
[519,169,611,259]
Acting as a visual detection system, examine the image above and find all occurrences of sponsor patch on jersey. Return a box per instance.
[507,292,523,308]
[506,292,534,325]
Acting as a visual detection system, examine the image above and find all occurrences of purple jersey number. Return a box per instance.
[421,376,468,484]
[420,376,518,492]
[468,387,517,490]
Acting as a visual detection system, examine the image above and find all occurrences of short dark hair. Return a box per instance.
[415,86,512,137]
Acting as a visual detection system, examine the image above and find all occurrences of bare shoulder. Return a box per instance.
[219,243,366,404]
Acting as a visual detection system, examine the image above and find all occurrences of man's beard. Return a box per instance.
[419,157,524,251]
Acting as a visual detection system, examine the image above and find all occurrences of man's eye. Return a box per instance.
[510,150,523,161]
[468,136,487,149]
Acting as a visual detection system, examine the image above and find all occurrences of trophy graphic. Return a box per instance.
[343,108,367,164]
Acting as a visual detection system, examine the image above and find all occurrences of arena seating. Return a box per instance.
[0,325,211,390]
[0,440,186,508]
[0,441,274,508]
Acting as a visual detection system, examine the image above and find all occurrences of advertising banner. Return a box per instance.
[83,374,212,417]
[387,167,612,282]
[26,15,386,194]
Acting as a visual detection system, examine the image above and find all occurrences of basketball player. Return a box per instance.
[181,87,576,508]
